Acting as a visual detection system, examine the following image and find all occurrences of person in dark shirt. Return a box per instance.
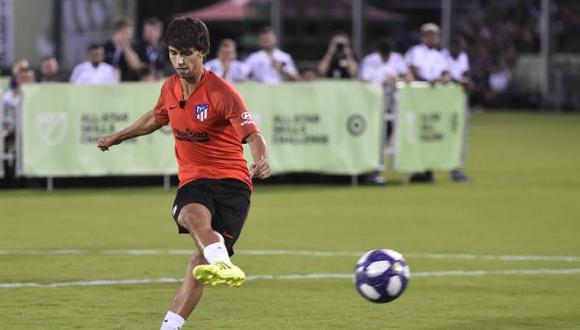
[135,17,169,79]
[318,32,358,79]
[103,17,143,81]
[38,55,66,83]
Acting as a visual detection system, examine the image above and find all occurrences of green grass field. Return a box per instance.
[1,112,580,329]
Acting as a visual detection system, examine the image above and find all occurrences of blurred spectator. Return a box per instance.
[442,37,470,85]
[70,43,118,84]
[205,39,249,83]
[488,44,518,106]
[318,32,358,79]
[406,24,469,183]
[137,65,157,82]
[300,67,318,81]
[8,57,31,91]
[103,17,142,81]
[38,55,66,83]
[358,39,410,186]
[360,39,410,86]
[442,37,472,183]
[245,26,300,84]
[3,67,36,156]
[4,67,36,110]
[135,17,168,79]
[404,23,450,83]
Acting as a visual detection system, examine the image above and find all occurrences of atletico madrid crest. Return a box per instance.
[195,104,209,122]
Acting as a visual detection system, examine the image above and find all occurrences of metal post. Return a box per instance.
[351,174,358,187]
[440,0,452,49]
[352,0,364,58]
[540,0,551,105]
[53,0,62,62]
[270,0,282,45]
[388,86,401,175]
[553,68,563,112]
[47,177,54,192]
[163,175,170,192]
[14,97,22,177]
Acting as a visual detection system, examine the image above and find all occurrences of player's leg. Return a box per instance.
[191,180,251,286]
[177,203,245,287]
[161,251,205,330]
[177,203,222,250]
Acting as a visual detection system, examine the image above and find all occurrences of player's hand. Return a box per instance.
[272,60,285,71]
[382,76,397,87]
[97,134,119,151]
[250,158,271,179]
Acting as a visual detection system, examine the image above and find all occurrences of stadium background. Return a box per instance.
[1,0,580,329]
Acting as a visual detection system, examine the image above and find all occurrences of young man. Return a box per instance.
[318,32,358,79]
[404,23,450,84]
[359,38,410,86]
[245,26,300,83]
[204,39,249,83]
[404,23,451,183]
[39,55,66,83]
[136,17,169,79]
[96,17,270,330]
[70,43,118,84]
[103,17,143,81]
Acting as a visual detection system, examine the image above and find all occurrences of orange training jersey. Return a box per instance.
[153,70,259,189]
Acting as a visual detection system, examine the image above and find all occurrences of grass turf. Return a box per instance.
[1,112,579,329]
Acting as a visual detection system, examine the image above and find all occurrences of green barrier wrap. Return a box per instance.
[21,81,383,177]
[394,83,467,172]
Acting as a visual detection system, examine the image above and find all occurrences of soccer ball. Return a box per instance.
[354,249,410,303]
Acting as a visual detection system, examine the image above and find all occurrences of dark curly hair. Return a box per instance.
[163,17,210,56]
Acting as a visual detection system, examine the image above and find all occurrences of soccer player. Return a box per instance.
[96,17,270,330]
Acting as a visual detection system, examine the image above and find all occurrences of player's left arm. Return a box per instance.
[246,132,271,179]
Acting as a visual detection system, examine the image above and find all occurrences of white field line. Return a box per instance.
[1,249,580,263]
[1,268,580,289]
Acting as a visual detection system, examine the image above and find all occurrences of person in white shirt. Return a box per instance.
[442,37,470,84]
[360,39,411,86]
[3,67,35,158]
[70,43,119,84]
[406,25,470,183]
[3,67,35,111]
[204,39,249,83]
[245,26,299,84]
[404,23,450,83]
[442,37,472,183]
[358,39,411,185]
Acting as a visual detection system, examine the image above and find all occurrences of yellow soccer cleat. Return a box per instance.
[193,261,246,288]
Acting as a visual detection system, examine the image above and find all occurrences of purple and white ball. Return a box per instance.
[354,249,410,303]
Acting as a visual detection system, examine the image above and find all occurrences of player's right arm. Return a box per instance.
[97,110,162,151]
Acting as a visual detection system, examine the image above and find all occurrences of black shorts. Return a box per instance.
[171,178,251,256]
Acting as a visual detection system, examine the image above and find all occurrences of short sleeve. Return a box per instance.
[404,47,416,66]
[238,62,250,81]
[359,55,373,81]
[284,55,298,75]
[395,54,409,75]
[244,53,257,72]
[215,84,259,142]
[461,52,470,72]
[438,53,450,73]
[153,88,169,126]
